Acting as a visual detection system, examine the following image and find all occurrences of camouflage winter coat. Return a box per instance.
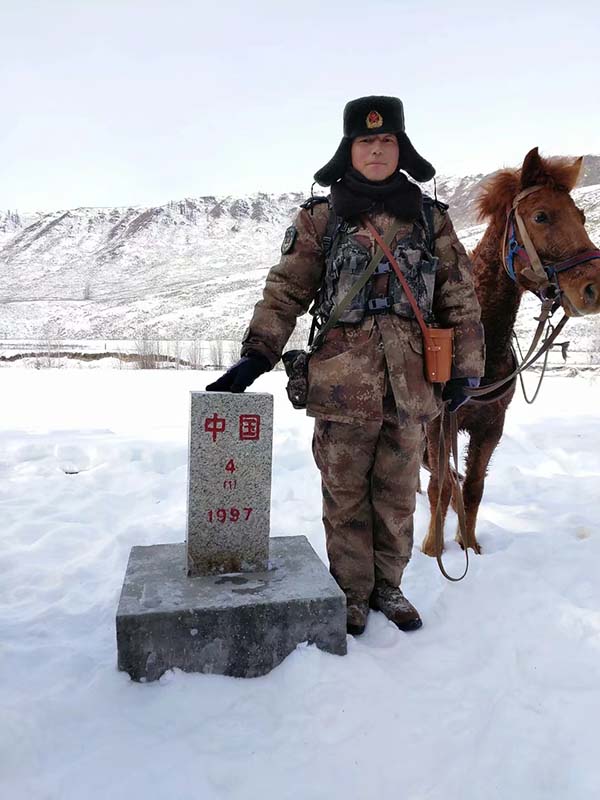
[241,200,485,424]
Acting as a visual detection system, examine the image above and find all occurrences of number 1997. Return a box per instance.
[207,507,253,523]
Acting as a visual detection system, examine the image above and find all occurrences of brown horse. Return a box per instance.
[422,147,600,558]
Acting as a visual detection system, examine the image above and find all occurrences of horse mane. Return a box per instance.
[476,170,520,221]
[476,151,583,221]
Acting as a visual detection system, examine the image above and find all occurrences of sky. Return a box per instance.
[1,0,599,212]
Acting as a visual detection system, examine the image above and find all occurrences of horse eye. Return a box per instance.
[533,211,549,224]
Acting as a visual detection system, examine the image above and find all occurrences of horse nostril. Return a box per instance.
[583,283,598,305]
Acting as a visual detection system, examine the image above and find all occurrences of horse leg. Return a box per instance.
[455,414,505,554]
[421,416,453,557]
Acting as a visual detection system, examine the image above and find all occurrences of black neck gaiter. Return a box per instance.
[330,167,423,221]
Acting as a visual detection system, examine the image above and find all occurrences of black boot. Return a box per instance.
[370,581,422,631]
[346,599,369,636]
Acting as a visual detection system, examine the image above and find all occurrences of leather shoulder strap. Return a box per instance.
[362,216,433,346]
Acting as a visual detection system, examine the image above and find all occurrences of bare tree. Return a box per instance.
[187,339,203,369]
[41,323,66,368]
[209,339,224,368]
[171,336,182,369]
[134,327,160,369]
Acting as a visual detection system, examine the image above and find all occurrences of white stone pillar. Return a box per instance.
[186,392,273,576]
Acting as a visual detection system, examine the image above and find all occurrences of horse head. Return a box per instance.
[477,147,600,317]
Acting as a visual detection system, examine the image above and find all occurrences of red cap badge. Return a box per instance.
[366,110,383,130]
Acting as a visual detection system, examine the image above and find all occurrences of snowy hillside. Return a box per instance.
[0,194,304,341]
[1,156,599,346]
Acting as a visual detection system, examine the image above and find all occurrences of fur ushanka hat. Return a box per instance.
[313,95,436,186]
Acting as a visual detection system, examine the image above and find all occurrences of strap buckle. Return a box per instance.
[366,297,392,313]
[374,260,391,275]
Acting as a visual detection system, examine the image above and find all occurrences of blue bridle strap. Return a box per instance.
[504,212,600,289]
[504,215,529,283]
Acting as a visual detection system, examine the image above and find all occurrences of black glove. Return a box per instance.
[205,354,271,393]
[442,377,480,413]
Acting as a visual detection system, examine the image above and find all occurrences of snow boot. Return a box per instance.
[370,581,422,631]
[346,599,369,636]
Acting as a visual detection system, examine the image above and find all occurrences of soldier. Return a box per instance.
[207,96,484,635]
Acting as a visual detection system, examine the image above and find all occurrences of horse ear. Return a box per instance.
[566,156,584,189]
[520,147,544,189]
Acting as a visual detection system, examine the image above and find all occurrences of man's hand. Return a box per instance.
[442,377,480,413]
[205,354,271,393]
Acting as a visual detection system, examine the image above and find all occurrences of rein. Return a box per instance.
[513,323,560,405]
[465,298,568,400]
[431,406,470,581]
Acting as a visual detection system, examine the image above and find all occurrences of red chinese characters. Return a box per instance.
[239,414,261,441]
[203,414,261,442]
[204,413,226,442]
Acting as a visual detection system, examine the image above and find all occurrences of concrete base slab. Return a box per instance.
[116,535,347,681]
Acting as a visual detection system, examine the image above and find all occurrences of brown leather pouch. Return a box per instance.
[362,217,456,385]
[424,326,454,383]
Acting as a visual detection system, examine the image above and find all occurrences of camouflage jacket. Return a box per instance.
[241,199,485,424]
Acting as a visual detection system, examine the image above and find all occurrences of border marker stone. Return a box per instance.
[116,391,346,681]
[187,392,272,576]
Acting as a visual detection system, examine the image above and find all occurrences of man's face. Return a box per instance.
[351,133,399,181]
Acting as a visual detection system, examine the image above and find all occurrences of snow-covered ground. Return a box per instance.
[1,368,600,800]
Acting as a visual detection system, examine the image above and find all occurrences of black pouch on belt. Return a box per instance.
[282,349,311,409]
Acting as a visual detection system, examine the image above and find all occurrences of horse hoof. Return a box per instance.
[421,542,443,558]
[457,539,482,555]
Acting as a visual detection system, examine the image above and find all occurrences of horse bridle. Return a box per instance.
[467,185,600,403]
[502,185,600,311]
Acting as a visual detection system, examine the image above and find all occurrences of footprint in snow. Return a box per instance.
[54,444,91,475]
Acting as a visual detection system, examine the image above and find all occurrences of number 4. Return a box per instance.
[225,459,236,474]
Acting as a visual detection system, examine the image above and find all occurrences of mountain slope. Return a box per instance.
[1,156,599,343]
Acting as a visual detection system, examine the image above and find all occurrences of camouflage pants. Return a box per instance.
[312,384,424,601]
